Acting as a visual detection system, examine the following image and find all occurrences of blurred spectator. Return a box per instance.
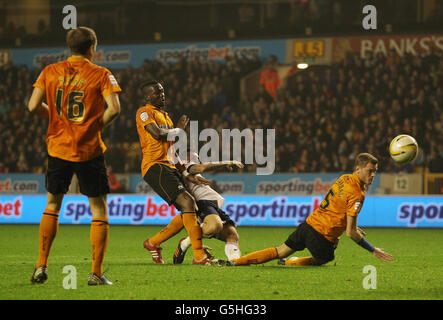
[0,49,442,175]
[259,55,281,99]
[107,166,127,193]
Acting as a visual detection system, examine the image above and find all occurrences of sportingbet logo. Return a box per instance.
[0,198,22,218]
[398,203,443,226]
[225,197,321,224]
[64,197,177,224]
[257,178,334,195]
[0,179,39,193]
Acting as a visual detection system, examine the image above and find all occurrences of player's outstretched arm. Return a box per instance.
[187,160,244,174]
[28,87,49,118]
[103,92,121,128]
[346,215,393,261]
[175,155,211,186]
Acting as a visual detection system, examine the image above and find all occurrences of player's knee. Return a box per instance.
[276,243,294,259]
[202,218,223,237]
[89,195,108,219]
[46,193,64,211]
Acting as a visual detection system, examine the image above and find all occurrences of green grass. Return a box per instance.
[0,224,442,300]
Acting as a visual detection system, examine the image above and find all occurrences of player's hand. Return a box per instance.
[357,227,366,236]
[372,248,393,261]
[176,115,189,130]
[225,160,244,171]
[184,174,211,185]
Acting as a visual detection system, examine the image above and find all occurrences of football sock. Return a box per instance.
[182,212,206,261]
[284,257,313,266]
[36,209,59,267]
[180,237,192,251]
[90,219,109,277]
[225,242,241,260]
[149,214,184,247]
[232,247,278,265]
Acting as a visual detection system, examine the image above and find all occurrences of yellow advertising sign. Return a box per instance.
[293,40,324,58]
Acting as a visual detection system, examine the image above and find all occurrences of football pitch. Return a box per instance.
[1,224,442,300]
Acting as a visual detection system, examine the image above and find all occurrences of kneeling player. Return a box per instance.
[231,153,393,267]
[173,152,244,263]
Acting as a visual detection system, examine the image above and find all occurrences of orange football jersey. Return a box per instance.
[33,56,121,162]
[136,104,176,177]
[305,173,365,243]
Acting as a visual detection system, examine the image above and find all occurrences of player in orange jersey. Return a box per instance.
[136,80,221,265]
[28,27,121,285]
[230,153,393,267]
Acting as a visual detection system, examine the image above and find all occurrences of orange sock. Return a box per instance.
[232,247,278,265]
[149,214,184,247]
[36,209,59,268]
[90,219,109,277]
[285,257,313,266]
[182,212,205,261]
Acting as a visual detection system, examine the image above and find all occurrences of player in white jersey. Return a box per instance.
[173,152,244,264]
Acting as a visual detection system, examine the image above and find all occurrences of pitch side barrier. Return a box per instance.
[0,195,442,228]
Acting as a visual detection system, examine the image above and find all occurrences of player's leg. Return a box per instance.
[142,165,185,263]
[31,156,72,284]
[232,222,310,266]
[174,191,208,263]
[173,200,236,263]
[31,192,64,283]
[142,164,208,263]
[88,195,110,281]
[36,192,64,267]
[283,222,335,266]
[173,212,223,264]
[214,206,241,260]
[217,224,241,260]
[74,155,112,284]
[232,242,293,265]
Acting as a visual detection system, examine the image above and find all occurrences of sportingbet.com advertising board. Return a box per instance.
[0,195,442,228]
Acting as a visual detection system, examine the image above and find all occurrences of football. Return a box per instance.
[389,134,419,163]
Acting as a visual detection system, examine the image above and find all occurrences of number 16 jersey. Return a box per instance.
[33,56,121,162]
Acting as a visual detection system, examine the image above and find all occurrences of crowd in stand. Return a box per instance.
[0,49,442,175]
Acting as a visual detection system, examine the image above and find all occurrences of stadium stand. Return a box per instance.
[0,48,441,174]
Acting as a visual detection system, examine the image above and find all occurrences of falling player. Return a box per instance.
[230,153,393,267]
[173,151,244,263]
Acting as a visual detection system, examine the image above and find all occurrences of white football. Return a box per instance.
[389,134,419,163]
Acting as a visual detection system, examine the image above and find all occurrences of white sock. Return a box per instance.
[180,237,192,251]
[224,242,241,260]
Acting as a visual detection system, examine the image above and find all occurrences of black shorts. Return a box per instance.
[46,154,109,197]
[143,164,187,208]
[284,222,336,262]
[196,200,236,227]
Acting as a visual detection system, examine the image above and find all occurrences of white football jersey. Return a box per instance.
[184,153,225,208]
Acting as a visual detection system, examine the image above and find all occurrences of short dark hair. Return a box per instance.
[139,79,160,93]
[66,27,97,55]
[354,153,378,169]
